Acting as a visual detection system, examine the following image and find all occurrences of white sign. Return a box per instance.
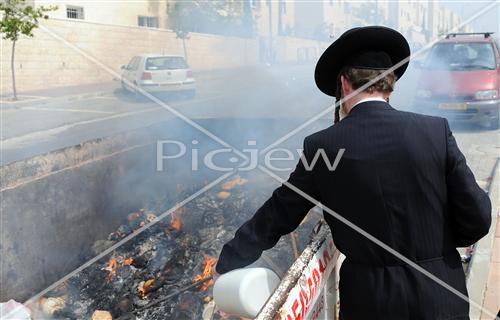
[277,236,336,320]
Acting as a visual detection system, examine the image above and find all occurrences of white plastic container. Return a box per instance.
[213,267,280,318]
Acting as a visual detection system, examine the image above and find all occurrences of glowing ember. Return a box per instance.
[123,257,134,266]
[193,255,216,291]
[222,176,247,190]
[217,191,231,200]
[138,279,155,299]
[170,204,186,231]
[105,257,117,282]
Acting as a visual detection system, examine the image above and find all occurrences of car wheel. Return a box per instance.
[132,82,141,101]
[121,80,128,93]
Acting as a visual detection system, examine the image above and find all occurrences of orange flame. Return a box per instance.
[170,204,186,231]
[222,176,247,190]
[105,257,117,282]
[123,257,134,266]
[193,255,216,291]
[138,279,155,299]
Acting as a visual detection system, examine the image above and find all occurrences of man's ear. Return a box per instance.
[340,75,350,95]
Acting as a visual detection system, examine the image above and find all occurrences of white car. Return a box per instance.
[120,54,195,98]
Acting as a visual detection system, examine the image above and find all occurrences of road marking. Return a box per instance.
[21,106,114,114]
[0,95,49,105]
[93,96,117,100]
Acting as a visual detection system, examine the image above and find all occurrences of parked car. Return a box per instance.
[413,32,499,129]
[121,54,195,98]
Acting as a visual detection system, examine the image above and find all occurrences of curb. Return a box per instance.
[467,157,500,319]
[0,90,112,110]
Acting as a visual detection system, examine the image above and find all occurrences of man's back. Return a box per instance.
[216,101,491,319]
[305,101,491,319]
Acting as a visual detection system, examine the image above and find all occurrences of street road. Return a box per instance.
[1,64,498,185]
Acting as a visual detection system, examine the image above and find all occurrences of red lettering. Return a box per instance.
[312,268,321,296]
[299,289,306,319]
[292,299,302,320]
[307,277,315,301]
[301,287,310,318]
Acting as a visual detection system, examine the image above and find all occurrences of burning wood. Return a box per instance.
[105,257,117,282]
[123,257,134,266]
[193,256,217,291]
[33,174,319,320]
[221,176,247,190]
[170,204,186,231]
[217,191,231,200]
[138,279,155,299]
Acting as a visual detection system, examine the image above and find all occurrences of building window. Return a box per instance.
[138,16,159,28]
[66,6,84,20]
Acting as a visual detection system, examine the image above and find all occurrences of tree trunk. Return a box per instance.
[11,40,17,100]
[182,38,188,64]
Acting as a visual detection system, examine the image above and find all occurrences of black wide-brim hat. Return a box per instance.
[315,26,411,97]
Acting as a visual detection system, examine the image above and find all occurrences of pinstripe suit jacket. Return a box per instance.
[216,101,492,319]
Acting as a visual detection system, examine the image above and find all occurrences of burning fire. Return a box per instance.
[193,255,217,291]
[123,257,134,266]
[222,176,247,190]
[105,257,117,282]
[170,204,186,231]
[138,279,155,299]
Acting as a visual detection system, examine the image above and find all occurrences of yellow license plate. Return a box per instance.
[438,103,467,110]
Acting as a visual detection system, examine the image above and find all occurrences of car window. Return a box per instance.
[126,57,136,70]
[126,57,141,70]
[424,42,496,70]
[145,57,188,70]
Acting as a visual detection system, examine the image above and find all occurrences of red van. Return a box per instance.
[413,33,499,129]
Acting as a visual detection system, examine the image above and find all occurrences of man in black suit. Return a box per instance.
[215,26,492,319]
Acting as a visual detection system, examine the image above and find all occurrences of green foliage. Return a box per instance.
[167,0,255,39]
[0,0,57,41]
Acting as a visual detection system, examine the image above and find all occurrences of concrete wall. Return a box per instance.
[0,18,260,93]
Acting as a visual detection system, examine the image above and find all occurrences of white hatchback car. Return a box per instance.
[121,54,196,98]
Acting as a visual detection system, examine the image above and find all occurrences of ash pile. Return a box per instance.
[30,175,321,320]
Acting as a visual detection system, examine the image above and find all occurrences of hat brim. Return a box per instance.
[314,26,411,97]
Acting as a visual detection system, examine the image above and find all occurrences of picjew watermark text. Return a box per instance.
[156,140,345,172]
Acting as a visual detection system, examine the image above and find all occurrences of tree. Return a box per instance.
[168,1,198,62]
[0,0,56,100]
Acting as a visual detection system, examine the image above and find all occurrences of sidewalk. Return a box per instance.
[481,217,500,319]
[0,63,311,110]
[468,158,500,320]
[0,81,120,109]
